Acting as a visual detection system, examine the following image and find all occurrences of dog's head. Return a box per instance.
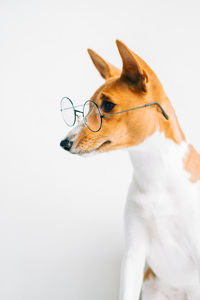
[60,40,169,155]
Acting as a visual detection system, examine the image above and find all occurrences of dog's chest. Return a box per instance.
[128,132,200,286]
[146,193,198,284]
[129,180,200,286]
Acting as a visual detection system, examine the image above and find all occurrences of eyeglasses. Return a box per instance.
[60,97,168,132]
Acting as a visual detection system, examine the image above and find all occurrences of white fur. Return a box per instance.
[64,125,200,299]
[120,131,200,300]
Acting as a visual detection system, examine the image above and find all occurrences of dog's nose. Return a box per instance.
[60,139,73,151]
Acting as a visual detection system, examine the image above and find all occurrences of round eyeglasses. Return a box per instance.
[60,97,103,132]
[60,97,168,132]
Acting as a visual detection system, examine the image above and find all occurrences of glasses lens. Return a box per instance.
[83,100,102,132]
[60,97,75,126]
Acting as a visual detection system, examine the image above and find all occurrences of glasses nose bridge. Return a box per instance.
[75,109,83,115]
[74,109,84,125]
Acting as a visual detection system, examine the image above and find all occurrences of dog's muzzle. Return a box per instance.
[60,138,73,151]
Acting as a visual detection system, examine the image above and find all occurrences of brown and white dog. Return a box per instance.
[60,40,200,300]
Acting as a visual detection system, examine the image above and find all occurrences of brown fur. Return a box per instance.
[143,267,156,281]
[184,144,200,182]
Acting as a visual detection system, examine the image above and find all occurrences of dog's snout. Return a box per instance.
[60,139,73,151]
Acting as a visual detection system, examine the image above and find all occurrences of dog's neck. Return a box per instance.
[128,109,200,191]
[129,130,189,192]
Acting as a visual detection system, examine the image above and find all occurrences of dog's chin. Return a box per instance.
[70,140,111,157]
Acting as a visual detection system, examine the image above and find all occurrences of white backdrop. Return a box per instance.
[1,1,200,299]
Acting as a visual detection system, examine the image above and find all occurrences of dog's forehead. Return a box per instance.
[91,77,131,103]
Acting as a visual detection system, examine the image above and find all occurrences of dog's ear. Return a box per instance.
[116,40,148,92]
[87,49,121,80]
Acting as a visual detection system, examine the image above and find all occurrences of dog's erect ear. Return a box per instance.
[87,49,121,80]
[116,40,148,92]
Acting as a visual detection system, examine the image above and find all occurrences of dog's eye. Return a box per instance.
[101,100,116,113]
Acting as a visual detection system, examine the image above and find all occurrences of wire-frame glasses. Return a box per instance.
[60,97,168,132]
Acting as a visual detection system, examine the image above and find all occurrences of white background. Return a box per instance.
[1,1,200,299]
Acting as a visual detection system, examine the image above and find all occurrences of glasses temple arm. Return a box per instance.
[102,102,168,120]
[147,102,168,120]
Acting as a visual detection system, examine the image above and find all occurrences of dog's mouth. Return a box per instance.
[96,140,111,152]
[70,140,111,156]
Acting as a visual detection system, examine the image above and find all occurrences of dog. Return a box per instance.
[60,40,200,300]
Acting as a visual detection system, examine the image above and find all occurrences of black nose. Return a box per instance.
[60,139,73,151]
